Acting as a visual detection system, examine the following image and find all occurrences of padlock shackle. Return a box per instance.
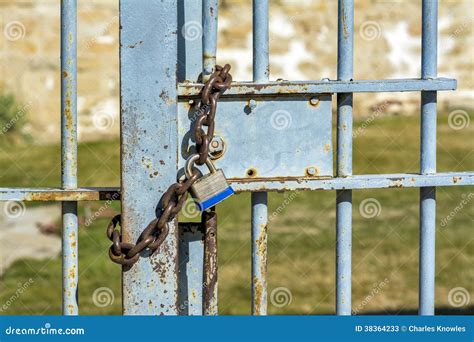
[185,154,217,179]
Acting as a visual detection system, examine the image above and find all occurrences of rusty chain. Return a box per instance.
[107,64,232,266]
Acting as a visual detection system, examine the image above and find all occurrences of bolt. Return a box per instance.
[249,99,257,110]
[321,77,330,82]
[306,167,317,176]
[209,136,225,159]
[309,97,320,106]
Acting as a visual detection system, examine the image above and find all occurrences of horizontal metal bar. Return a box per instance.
[0,188,119,201]
[178,78,456,98]
[231,172,473,192]
[0,172,471,200]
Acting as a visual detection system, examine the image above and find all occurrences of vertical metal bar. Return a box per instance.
[251,0,269,316]
[177,0,203,82]
[336,0,353,316]
[253,0,269,82]
[251,192,268,315]
[177,0,205,316]
[419,0,438,316]
[200,0,220,315]
[202,0,218,82]
[203,210,218,315]
[120,0,179,315]
[61,0,78,316]
[178,223,204,315]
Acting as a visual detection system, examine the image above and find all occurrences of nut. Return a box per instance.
[208,136,225,159]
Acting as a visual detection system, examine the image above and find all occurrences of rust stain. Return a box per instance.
[305,167,320,177]
[309,97,320,107]
[203,53,216,59]
[324,143,331,153]
[341,4,349,39]
[246,168,257,178]
[253,276,263,315]
[256,224,268,258]
[149,223,180,312]
[254,223,268,314]
[230,175,332,183]
[203,211,218,315]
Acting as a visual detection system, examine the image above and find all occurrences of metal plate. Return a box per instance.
[177,95,333,181]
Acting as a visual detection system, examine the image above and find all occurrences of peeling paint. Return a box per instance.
[128,40,143,49]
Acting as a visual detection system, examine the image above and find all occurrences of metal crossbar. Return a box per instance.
[0,0,472,316]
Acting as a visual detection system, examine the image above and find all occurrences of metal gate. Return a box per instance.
[1,0,473,316]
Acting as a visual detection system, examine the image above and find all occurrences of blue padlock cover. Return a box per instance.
[198,186,234,211]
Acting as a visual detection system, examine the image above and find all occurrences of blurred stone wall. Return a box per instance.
[0,0,119,142]
[218,0,473,117]
[0,0,472,142]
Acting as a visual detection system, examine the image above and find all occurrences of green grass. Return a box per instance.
[0,111,473,315]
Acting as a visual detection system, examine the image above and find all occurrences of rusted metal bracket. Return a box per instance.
[202,210,218,315]
[177,211,218,316]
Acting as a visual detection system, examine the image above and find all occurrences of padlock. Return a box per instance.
[185,154,234,211]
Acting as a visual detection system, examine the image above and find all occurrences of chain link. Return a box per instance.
[107,65,232,266]
[195,64,232,165]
